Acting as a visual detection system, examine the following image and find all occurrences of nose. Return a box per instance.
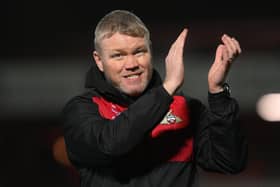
[124,55,139,70]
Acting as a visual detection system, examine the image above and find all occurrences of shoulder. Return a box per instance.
[176,92,204,108]
[175,93,207,119]
[62,89,99,113]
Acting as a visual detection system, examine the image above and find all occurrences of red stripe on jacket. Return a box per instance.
[92,96,193,162]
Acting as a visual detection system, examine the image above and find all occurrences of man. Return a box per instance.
[62,10,247,187]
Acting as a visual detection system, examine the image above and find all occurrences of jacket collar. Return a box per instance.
[85,64,162,106]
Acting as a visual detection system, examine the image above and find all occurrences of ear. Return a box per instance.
[93,51,104,72]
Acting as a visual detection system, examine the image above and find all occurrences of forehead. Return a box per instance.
[100,32,148,51]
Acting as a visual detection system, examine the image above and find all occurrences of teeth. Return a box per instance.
[126,75,139,79]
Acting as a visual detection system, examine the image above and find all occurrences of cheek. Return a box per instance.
[103,63,123,81]
[142,60,153,75]
[140,56,152,69]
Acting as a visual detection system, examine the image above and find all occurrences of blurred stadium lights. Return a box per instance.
[257,93,280,122]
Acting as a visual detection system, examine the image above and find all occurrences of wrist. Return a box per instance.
[163,82,176,95]
[209,83,231,95]
[209,85,223,94]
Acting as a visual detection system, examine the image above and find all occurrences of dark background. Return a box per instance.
[2,0,280,186]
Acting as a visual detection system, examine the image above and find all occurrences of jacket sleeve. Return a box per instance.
[192,91,248,174]
[62,86,173,168]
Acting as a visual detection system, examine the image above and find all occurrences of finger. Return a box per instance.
[223,34,242,56]
[222,45,231,63]
[210,45,224,75]
[231,37,242,54]
[222,34,235,57]
[173,28,188,54]
[214,44,224,63]
[167,28,188,60]
[178,28,188,49]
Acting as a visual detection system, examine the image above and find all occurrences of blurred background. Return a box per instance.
[2,0,280,186]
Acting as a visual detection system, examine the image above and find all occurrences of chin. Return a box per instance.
[125,90,143,97]
[123,87,146,97]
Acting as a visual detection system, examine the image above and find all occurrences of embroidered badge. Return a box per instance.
[161,110,182,124]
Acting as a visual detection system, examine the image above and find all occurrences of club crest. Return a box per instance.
[161,110,182,124]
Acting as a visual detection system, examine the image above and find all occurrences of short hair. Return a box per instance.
[94,10,151,53]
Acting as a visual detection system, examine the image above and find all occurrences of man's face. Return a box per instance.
[94,32,153,96]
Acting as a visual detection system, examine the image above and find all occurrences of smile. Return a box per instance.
[124,73,141,79]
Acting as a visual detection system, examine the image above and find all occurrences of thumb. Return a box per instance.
[214,44,224,63]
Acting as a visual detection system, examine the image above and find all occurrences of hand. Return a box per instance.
[163,28,188,95]
[208,34,242,93]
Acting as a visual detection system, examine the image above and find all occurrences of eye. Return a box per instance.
[111,53,123,60]
[134,49,147,57]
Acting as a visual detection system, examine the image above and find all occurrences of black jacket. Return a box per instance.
[62,64,247,187]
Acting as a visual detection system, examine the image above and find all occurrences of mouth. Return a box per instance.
[124,73,142,79]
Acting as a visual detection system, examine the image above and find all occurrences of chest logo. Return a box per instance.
[161,110,182,124]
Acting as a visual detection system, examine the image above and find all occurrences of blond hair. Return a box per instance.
[94,10,151,53]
